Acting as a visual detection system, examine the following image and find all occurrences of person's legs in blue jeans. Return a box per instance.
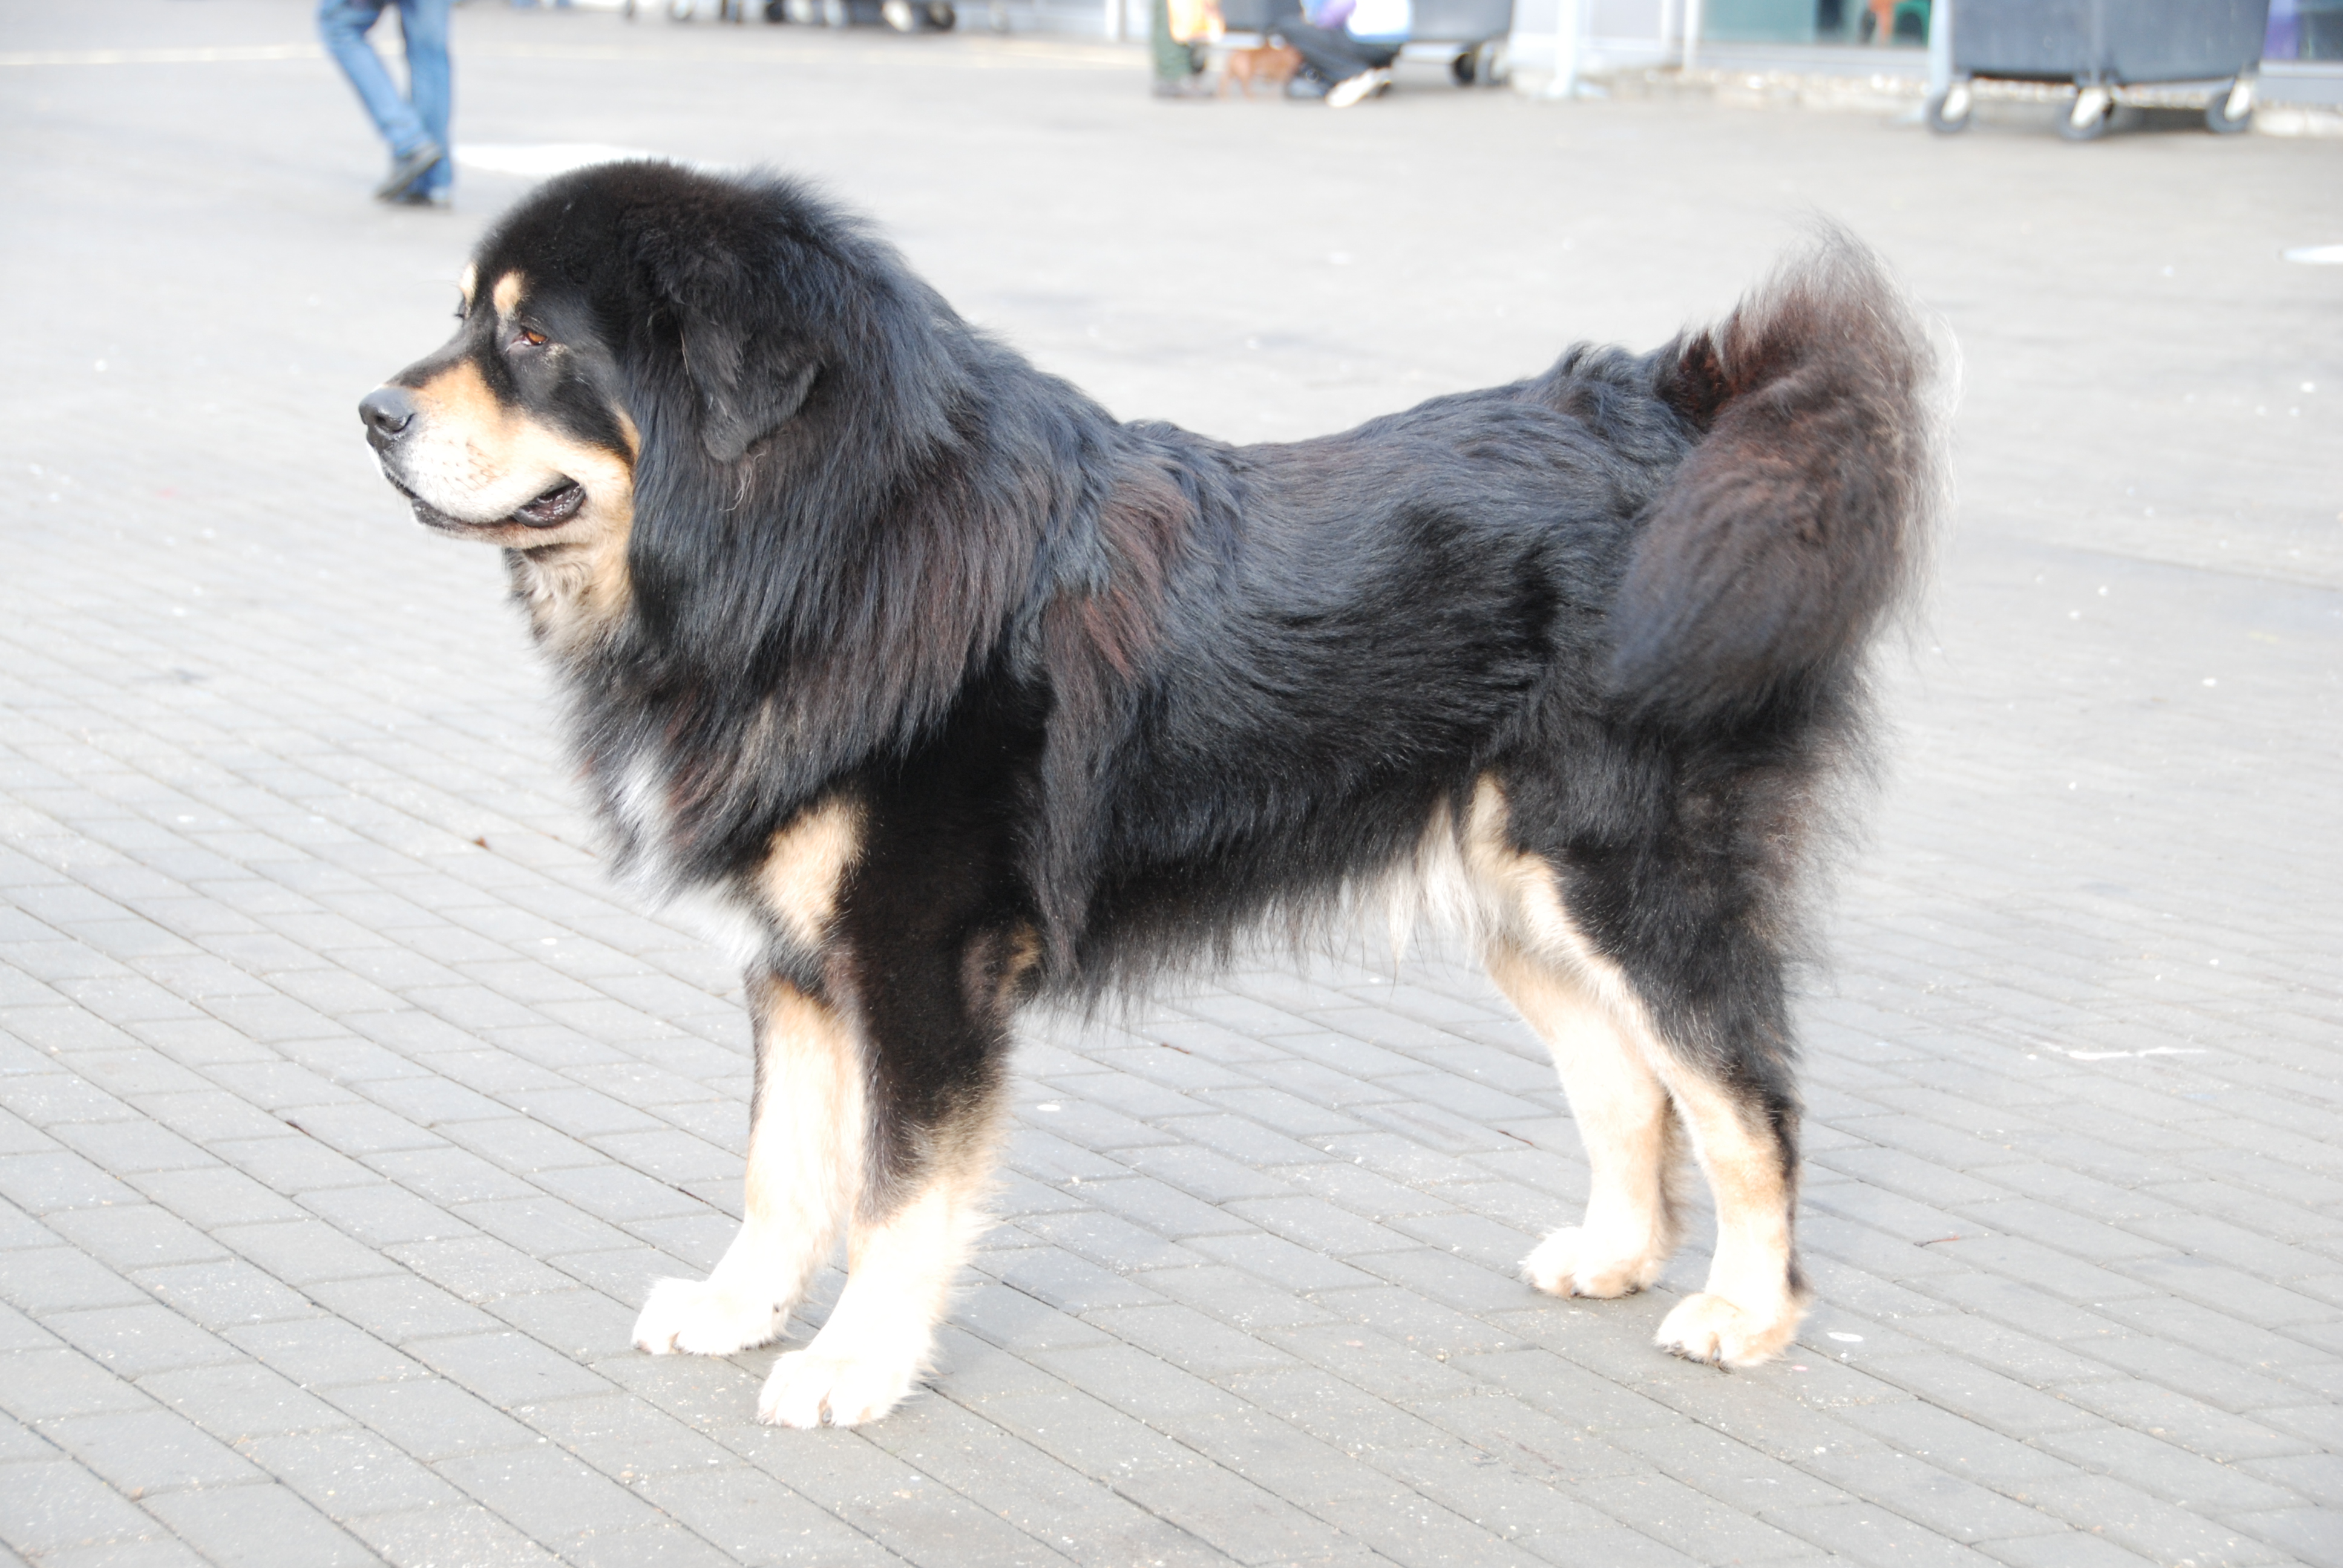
[395,0,453,195]
[318,0,452,195]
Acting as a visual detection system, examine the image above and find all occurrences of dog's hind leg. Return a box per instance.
[632,976,862,1357]
[1486,941,1683,1298]
[1642,1042,1806,1368]
[1539,872,1808,1370]
[1469,780,1806,1367]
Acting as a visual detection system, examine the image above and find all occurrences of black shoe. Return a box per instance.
[374,140,445,201]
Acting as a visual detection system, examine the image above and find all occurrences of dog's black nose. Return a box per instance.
[359,386,417,442]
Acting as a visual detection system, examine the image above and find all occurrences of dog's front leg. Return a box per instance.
[632,976,862,1357]
[756,1117,998,1428]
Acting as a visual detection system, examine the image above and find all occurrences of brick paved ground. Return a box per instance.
[4,3,2340,1564]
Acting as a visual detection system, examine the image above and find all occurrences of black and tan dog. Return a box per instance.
[359,161,1936,1428]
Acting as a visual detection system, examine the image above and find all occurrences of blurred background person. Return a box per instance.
[1272,0,1407,105]
[1153,0,1222,97]
[318,0,454,205]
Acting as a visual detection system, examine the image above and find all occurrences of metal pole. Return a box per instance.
[1548,0,1579,95]
[1927,0,1951,97]
[1682,0,1701,70]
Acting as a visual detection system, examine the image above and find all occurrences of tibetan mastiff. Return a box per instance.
[360,161,1936,1428]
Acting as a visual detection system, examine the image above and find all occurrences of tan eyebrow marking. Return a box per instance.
[491,270,525,318]
[457,262,477,307]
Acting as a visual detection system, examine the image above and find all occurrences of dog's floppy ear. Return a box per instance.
[679,310,822,465]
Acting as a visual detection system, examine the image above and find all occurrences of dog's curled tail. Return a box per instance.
[1608,230,1941,727]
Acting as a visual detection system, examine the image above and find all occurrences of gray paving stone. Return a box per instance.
[436,1441,669,1542]
[36,1537,212,1568]
[39,1405,264,1494]
[125,1166,307,1230]
[141,1480,387,1567]
[2240,1452,2343,1510]
[0,1150,143,1215]
[1764,1502,2014,1567]
[2016,1473,2294,1567]
[213,1216,408,1287]
[240,1425,470,1516]
[316,1375,539,1464]
[129,1257,320,1329]
[300,1181,476,1249]
[339,1502,566,1568]
[1974,1533,2161,1568]
[0,1458,173,1558]
[634,1466,918,1568]
[24,1209,225,1287]
[42,1304,241,1380]
[224,1318,428,1391]
[209,1129,382,1195]
[375,1234,606,1306]
[1139,1263,1343,1332]
[1798,1443,2071,1545]
[2225,1507,2343,1568]
[408,1329,614,1406]
[142,1361,356,1442]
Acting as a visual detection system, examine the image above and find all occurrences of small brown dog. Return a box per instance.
[1220,42,1302,97]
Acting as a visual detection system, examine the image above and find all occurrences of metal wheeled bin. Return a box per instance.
[1407,0,1516,83]
[1926,0,2273,139]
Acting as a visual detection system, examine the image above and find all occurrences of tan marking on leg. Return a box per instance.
[756,798,865,950]
[490,269,525,319]
[1485,941,1679,1297]
[632,979,863,1357]
[997,923,1042,1010]
[758,1096,1003,1428]
[1647,1068,1803,1367]
[1463,775,1804,1368]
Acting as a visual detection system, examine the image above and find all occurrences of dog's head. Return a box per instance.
[359,255,638,554]
[359,162,958,656]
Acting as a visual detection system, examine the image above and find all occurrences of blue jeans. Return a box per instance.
[318,0,452,193]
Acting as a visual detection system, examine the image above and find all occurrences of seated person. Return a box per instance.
[1271,0,1410,106]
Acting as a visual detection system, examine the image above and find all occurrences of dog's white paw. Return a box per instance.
[756,1350,919,1429]
[632,1276,783,1356]
[1522,1226,1666,1299]
[1654,1290,1802,1369]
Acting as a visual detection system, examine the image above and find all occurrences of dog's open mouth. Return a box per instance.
[511,480,586,526]
[388,474,586,532]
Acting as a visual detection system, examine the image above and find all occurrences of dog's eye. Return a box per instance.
[513,327,549,351]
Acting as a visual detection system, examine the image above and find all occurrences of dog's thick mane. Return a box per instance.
[478,163,1936,1005]
[487,167,1123,880]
